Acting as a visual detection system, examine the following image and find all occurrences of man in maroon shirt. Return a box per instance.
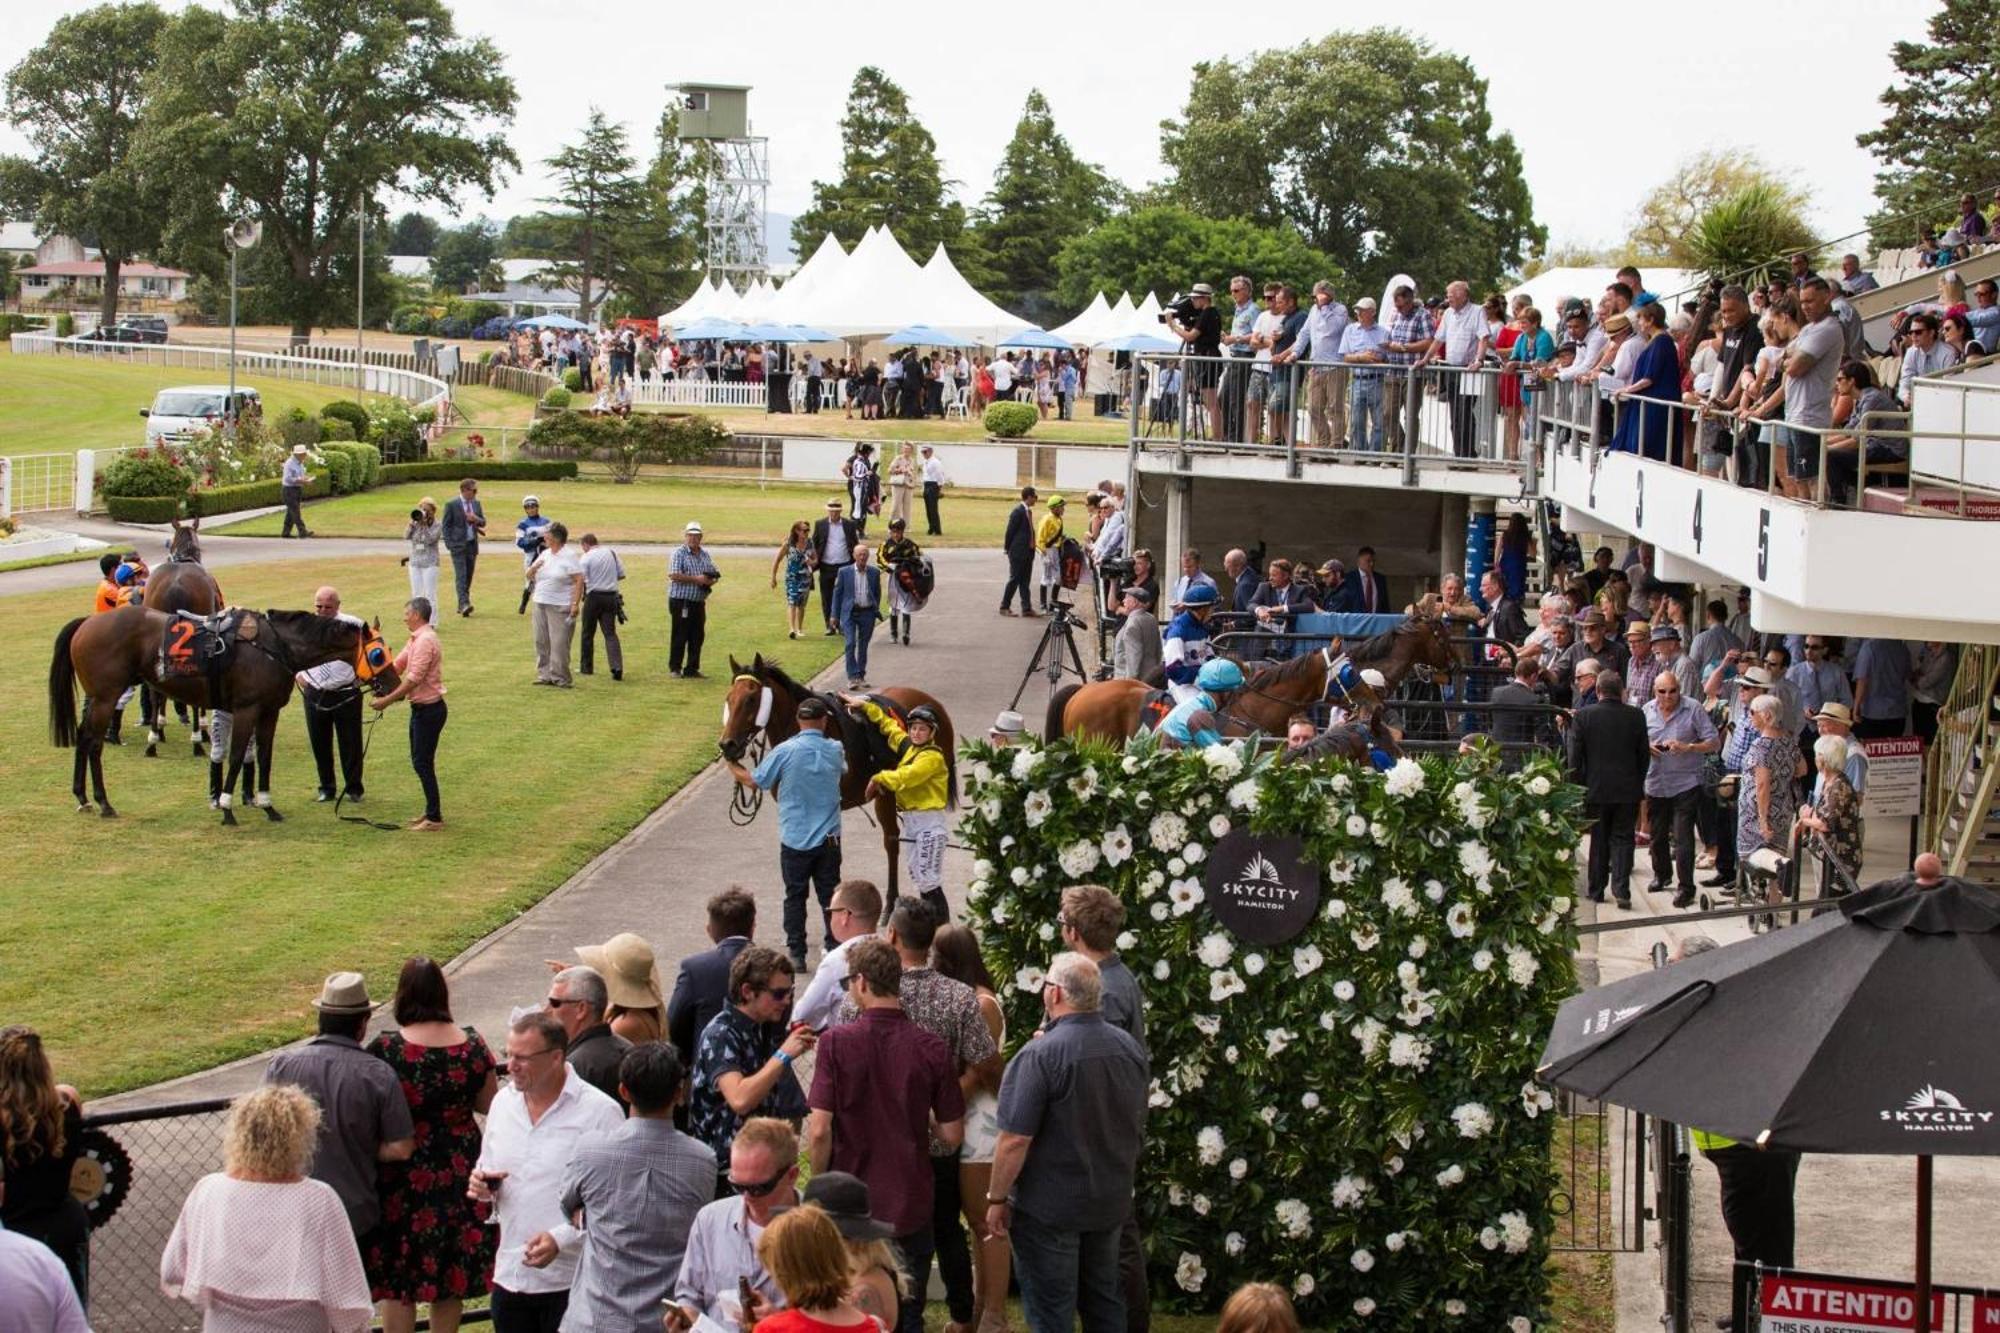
[806,937,965,1333]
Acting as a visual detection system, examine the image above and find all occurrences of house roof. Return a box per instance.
[18,259,189,278]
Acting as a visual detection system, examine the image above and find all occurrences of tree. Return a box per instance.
[498,213,565,256]
[388,211,440,256]
[1859,0,2000,240]
[0,3,172,327]
[1054,205,1340,312]
[596,107,711,317]
[969,90,1123,322]
[1626,151,1811,265]
[526,109,642,324]
[791,67,965,258]
[140,0,517,338]
[1683,184,1820,288]
[430,218,502,292]
[1159,29,1543,297]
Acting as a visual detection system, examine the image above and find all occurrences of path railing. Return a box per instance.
[1922,643,2000,873]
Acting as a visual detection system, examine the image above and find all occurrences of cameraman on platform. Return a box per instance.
[1164,283,1223,439]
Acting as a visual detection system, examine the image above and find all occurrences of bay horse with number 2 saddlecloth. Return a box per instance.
[141,518,224,758]
[49,607,396,824]
[718,653,956,908]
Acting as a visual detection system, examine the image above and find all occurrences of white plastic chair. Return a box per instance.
[945,385,969,419]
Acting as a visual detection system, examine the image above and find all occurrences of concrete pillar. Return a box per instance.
[1465,495,1496,605]
[1163,475,1194,583]
[1439,494,1468,592]
[74,448,95,515]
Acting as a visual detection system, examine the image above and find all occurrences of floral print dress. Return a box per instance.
[363,1030,497,1303]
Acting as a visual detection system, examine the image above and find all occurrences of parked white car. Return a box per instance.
[141,385,263,446]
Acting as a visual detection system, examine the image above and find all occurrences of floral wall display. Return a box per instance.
[959,738,1584,1328]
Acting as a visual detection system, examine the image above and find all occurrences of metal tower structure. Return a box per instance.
[671,83,768,288]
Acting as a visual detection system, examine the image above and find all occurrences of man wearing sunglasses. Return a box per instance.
[669,1117,799,1332]
[297,585,367,805]
[687,947,812,1185]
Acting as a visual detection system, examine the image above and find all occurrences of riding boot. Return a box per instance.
[106,709,124,745]
[920,887,951,920]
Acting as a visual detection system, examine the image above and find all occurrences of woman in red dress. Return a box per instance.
[1495,293,1527,460]
[365,958,498,1333]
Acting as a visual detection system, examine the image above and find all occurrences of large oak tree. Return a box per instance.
[141,0,517,337]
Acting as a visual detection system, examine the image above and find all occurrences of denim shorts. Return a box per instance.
[1245,369,1271,402]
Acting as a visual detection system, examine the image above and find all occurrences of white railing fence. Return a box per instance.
[3,452,76,515]
[8,333,453,417]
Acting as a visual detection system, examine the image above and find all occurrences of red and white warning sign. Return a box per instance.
[1759,1273,1945,1333]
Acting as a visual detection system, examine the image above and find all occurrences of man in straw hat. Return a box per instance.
[264,972,415,1242]
[281,441,313,538]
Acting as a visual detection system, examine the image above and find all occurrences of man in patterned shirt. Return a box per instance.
[1382,284,1435,452]
[667,521,721,679]
[688,947,812,1186]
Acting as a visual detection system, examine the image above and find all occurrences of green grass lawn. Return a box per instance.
[213,475,1022,549]
[8,555,838,1096]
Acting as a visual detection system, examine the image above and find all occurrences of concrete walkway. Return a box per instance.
[75,529,1085,1111]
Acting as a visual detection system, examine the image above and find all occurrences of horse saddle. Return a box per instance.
[1135,689,1174,735]
[829,692,910,782]
[159,609,249,684]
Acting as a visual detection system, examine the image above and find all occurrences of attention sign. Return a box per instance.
[1759,1274,1946,1333]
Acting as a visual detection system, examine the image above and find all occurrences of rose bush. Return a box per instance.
[959,736,1583,1327]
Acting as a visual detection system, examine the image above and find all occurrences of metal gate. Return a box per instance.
[1551,1096,1650,1253]
[4,451,73,514]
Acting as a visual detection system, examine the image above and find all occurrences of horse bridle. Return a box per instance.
[723,673,776,825]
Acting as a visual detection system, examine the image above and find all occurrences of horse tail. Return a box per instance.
[49,617,85,748]
[1044,682,1082,742]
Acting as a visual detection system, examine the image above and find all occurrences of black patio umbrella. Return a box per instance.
[1539,873,2000,1332]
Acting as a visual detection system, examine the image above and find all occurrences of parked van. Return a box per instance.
[141,385,262,446]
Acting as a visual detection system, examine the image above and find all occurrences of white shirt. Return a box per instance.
[1251,309,1282,366]
[1,1225,90,1333]
[1561,325,1607,383]
[1601,335,1641,400]
[529,546,583,607]
[990,360,1015,392]
[921,456,946,486]
[477,1070,625,1295]
[579,545,624,594]
[822,519,851,566]
[795,934,868,1031]
[300,613,365,690]
[1437,303,1486,386]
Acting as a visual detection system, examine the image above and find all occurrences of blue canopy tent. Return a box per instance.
[1096,331,1180,354]
[738,322,838,343]
[518,313,589,331]
[883,324,978,348]
[999,327,1075,351]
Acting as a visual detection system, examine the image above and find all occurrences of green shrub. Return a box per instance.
[0,313,40,337]
[278,407,321,449]
[562,367,583,392]
[541,386,573,409]
[366,400,425,463]
[390,305,434,335]
[320,400,370,437]
[101,451,193,498]
[983,401,1038,438]
[316,445,360,494]
[319,416,357,442]
[521,411,726,469]
[105,494,184,523]
[377,459,578,484]
[183,473,331,517]
[347,441,382,489]
[54,313,74,338]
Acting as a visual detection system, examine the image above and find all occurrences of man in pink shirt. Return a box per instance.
[369,596,448,829]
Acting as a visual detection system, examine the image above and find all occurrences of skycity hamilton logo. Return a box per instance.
[1205,830,1319,945]
[1880,1085,1994,1133]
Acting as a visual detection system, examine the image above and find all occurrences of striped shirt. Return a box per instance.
[669,543,721,602]
[559,1119,716,1333]
[300,614,364,690]
[580,545,625,593]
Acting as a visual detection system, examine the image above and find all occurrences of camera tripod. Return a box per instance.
[1009,597,1092,712]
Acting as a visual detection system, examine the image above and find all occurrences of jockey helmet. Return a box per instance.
[1196,659,1245,692]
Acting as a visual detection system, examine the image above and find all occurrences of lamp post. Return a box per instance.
[223,218,262,437]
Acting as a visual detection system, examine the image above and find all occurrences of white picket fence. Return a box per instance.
[628,378,770,408]
[8,333,453,416]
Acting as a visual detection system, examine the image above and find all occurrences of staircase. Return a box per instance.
[1922,644,2000,882]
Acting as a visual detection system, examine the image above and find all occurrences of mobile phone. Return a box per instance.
[739,1276,756,1313]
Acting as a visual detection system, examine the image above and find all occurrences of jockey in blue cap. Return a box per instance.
[1163,581,1220,703]
[1161,657,1244,749]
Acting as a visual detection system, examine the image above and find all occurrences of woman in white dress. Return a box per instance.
[161,1084,371,1332]
[931,924,1010,1333]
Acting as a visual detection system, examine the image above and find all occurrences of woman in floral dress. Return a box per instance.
[365,958,498,1333]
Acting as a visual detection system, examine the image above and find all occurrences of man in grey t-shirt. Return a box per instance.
[1779,282,1846,493]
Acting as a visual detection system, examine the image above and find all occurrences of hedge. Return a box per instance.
[984,401,1039,438]
[377,460,578,484]
[320,417,357,442]
[104,494,185,523]
[104,474,332,522]
[317,441,382,493]
[318,447,359,495]
[520,411,725,464]
[319,400,370,437]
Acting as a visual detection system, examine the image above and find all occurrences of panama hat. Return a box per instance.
[1813,702,1855,726]
[574,933,663,1011]
[310,971,373,1015]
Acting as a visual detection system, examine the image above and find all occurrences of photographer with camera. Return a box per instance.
[577,533,627,680]
[1163,283,1223,439]
[403,498,442,624]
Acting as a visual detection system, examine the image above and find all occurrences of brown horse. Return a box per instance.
[50,607,396,824]
[141,519,224,758]
[1048,612,1460,744]
[718,653,956,908]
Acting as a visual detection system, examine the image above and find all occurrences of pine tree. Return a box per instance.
[531,110,643,323]
[970,90,1121,322]
[791,67,964,258]
[1859,0,2000,240]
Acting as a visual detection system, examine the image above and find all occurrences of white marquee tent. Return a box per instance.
[1049,292,1111,345]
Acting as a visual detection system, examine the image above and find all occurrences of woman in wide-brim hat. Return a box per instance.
[572,932,665,1043]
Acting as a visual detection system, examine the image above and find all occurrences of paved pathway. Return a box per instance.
[77,529,1089,1110]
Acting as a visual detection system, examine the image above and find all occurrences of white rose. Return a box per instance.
[1472,949,1494,973]
[1149,901,1170,921]
[1511,1317,1533,1333]
[1345,814,1368,837]
[1351,923,1381,952]
[1010,866,1031,886]
[1383,756,1425,797]
[1230,1157,1249,1179]
[1407,936,1428,959]
[1527,774,1552,796]
[1196,1126,1226,1165]
[1244,952,1267,976]
[1435,1163,1465,1187]
[1451,1102,1495,1139]
[1168,857,1187,876]
[1294,1274,1315,1298]
[1226,778,1259,812]
[1173,1251,1207,1293]
[1192,1014,1221,1037]
[1445,1300,1467,1316]
[1354,1298,1376,1317]
[1224,1044,1240,1064]
[1385,1155,1403,1175]
[1302,1091,1321,1110]
[1153,959,1171,981]
[1447,902,1477,938]
[1224,1232,1246,1257]
[1369,820,1389,841]
[1292,944,1324,976]
[1011,748,1043,780]
[1385,1231,1406,1253]
[1037,922,1056,942]
[1115,930,1137,951]
[1013,966,1046,993]
[1197,933,1235,968]
[1023,790,1053,827]
[1192,1193,1211,1215]
[1263,1027,1295,1057]
[1210,813,1233,837]
[1325,897,1349,919]
[1183,842,1206,864]
[1351,1248,1375,1273]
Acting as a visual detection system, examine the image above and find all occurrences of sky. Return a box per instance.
[0,0,1939,265]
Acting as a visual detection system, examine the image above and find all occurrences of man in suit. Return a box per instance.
[1478,568,1530,646]
[667,888,758,1067]
[1000,486,1038,616]
[832,543,885,688]
[1111,586,1162,681]
[1490,656,1555,749]
[811,498,862,637]
[1566,669,1651,909]
[439,478,487,617]
[1346,545,1390,616]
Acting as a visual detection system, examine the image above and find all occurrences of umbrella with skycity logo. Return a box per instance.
[1537,871,2000,1332]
